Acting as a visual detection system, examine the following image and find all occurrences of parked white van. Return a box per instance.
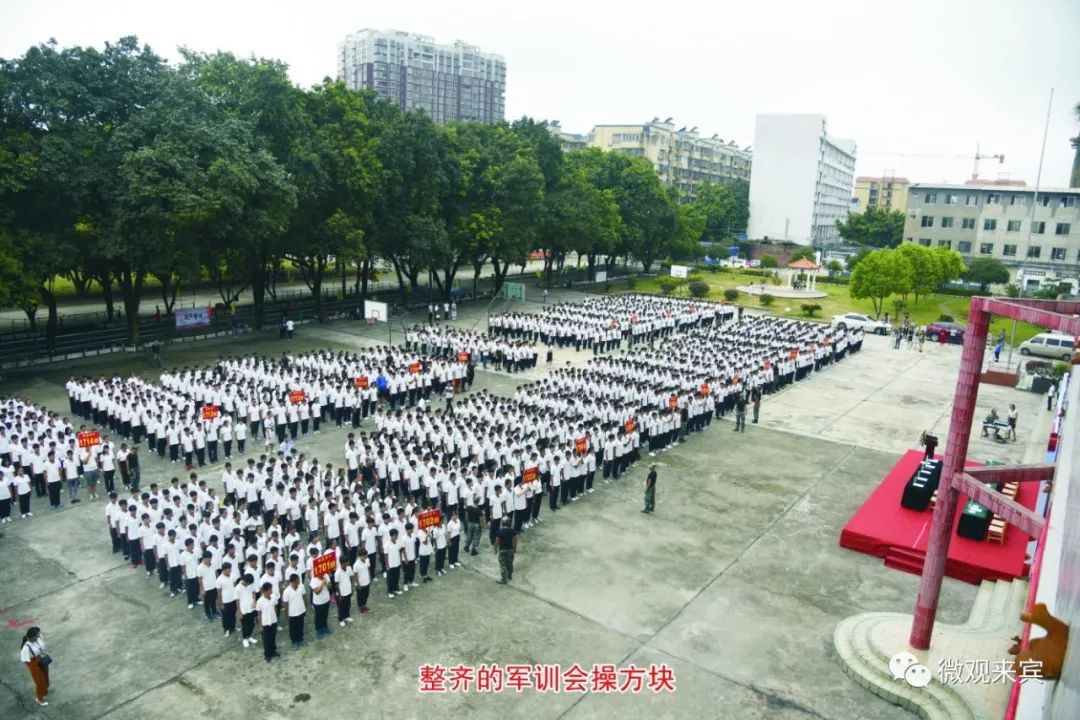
[1019,332,1076,361]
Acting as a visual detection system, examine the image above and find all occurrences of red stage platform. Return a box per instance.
[840,450,1037,584]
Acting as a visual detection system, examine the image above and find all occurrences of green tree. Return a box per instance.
[760,254,778,268]
[836,206,906,248]
[789,246,817,263]
[849,248,913,317]
[696,180,748,244]
[826,259,844,277]
[964,256,1010,292]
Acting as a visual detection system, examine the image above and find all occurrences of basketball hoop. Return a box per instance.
[368,314,377,325]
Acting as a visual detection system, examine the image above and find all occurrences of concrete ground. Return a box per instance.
[0,294,1052,719]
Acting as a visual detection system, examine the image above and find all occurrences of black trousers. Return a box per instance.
[387,566,400,594]
[19,493,31,515]
[241,611,255,640]
[288,612,305,644]
[435,547,446,573]
[169,566,182,594]
[337,594,351,622]
[418,555,431,579]
[221,600,237,633]
[448,536,460,565]
[203,588,218,619]
[262,624,278,660]
[357,584,370,609]
[314,602,330,632]
[48,482,61,506]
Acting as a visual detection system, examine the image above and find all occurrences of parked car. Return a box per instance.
[748,259,762,268]
[831,312,891,335]
[925,321,966,344]
[1019,332,1076,361]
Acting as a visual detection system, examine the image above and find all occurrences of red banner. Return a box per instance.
[668,395,678,410]
[700,383,710,396]
[289,389,306,405]
[416,508,442,530]
[409,362,422,375]
[312,550,337,578]
[523,466,539,484]
[201,405,220,421]
[77,430,101,449]
[574,436,588,456]
[457,351,469,364]
[354,376,369,389]
[624,418,636,434]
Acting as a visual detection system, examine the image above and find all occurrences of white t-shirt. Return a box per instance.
[282,584,306,617]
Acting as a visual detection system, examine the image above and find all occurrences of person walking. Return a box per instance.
[19,626,50,706]
[750,387,762,424]
[1007,403,1019,442]
[494,523,517,585]
[642,465,657,514]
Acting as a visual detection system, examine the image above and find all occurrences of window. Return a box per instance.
[1007,220,1021,232]
[1040,195,1051,207]
[965,194,978,206]
[958,240,972,253]
[938,240,952,249]
[941,217,954,228]
[962,218,976,230]
[983,219,997,231]
[921,216,934,228]
[1009,194,1020,206]
[979,243,993,254]
[1028,246,1041,259]
[1032,221,1046,234]
[924,192,937,204]
[918,238,932,247]
[1062,196,1077,208]
[1003,244,1017,257]
[986,193,1000,204]
[944,194,957,205]
[1055,223,1071,235]
[1051,247,1067,261]
[1027,337,1044,346]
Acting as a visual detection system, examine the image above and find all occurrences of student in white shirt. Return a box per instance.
[238,573,258,648]
[219,562,238,638]
[334,556,354,627]
[197,553,220,622]
[282,574,307,649]
[355,549,372,614]
[310,572,333,639]
[256,583,280,662]
[384,528,403,597]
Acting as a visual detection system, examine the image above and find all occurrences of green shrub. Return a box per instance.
[723,288,739,302]
[686,272,704,284]
[688,281,710,298]
[770,275,782,285]
[1051,362,1070,381]
[759,293,776,307]
[1025,360,1053,376]
[937,313,954,322]
[657,276,679,295]
[800,303,822,317]
[1005,283,1020,298]
[760,254,779,269]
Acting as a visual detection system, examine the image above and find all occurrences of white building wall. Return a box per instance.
[748,114,856,245]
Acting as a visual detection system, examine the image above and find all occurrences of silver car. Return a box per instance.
[1019,333,1076,361]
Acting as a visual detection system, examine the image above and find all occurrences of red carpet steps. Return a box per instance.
[833,579,1027,720]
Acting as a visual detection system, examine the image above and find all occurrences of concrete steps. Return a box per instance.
[834,578,1028,720]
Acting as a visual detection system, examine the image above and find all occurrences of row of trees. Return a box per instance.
[0,37,750,345]
[849,244,967,317]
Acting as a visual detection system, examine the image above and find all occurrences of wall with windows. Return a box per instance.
[903,184,1080,289]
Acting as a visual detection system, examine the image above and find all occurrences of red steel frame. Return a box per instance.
[910,297,1080,650]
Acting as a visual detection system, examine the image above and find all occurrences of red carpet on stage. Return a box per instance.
[839,450,1037,584]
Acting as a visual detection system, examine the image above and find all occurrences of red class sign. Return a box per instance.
[668,395,678,410]
[522,466,539,484]
[624,418,636,434]
[700,383,710,396]
[409,362,422,375]
[355,376,369,389]
[289,389,306,405]
[416,508,442,530]
[201,405,220,421]
[312,551,337,578]
[574,437,588,456]
[457,352,469,364]
[77,430,101,448]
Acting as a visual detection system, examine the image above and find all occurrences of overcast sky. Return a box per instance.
[4,0,1079,188]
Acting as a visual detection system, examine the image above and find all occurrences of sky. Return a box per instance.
[4,0,1079,188]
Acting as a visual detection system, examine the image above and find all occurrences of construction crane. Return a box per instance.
[860,143,1005,181]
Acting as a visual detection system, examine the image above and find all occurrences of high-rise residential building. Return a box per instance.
[337,29,506,124]
[547,118,751,201]
[902,182,1080,292]
[852,175,911,214]
[747,114,857,245]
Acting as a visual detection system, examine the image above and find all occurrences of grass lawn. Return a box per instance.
[606,271,1045,344]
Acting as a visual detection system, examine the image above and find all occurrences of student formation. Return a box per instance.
[0,294,864,662]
